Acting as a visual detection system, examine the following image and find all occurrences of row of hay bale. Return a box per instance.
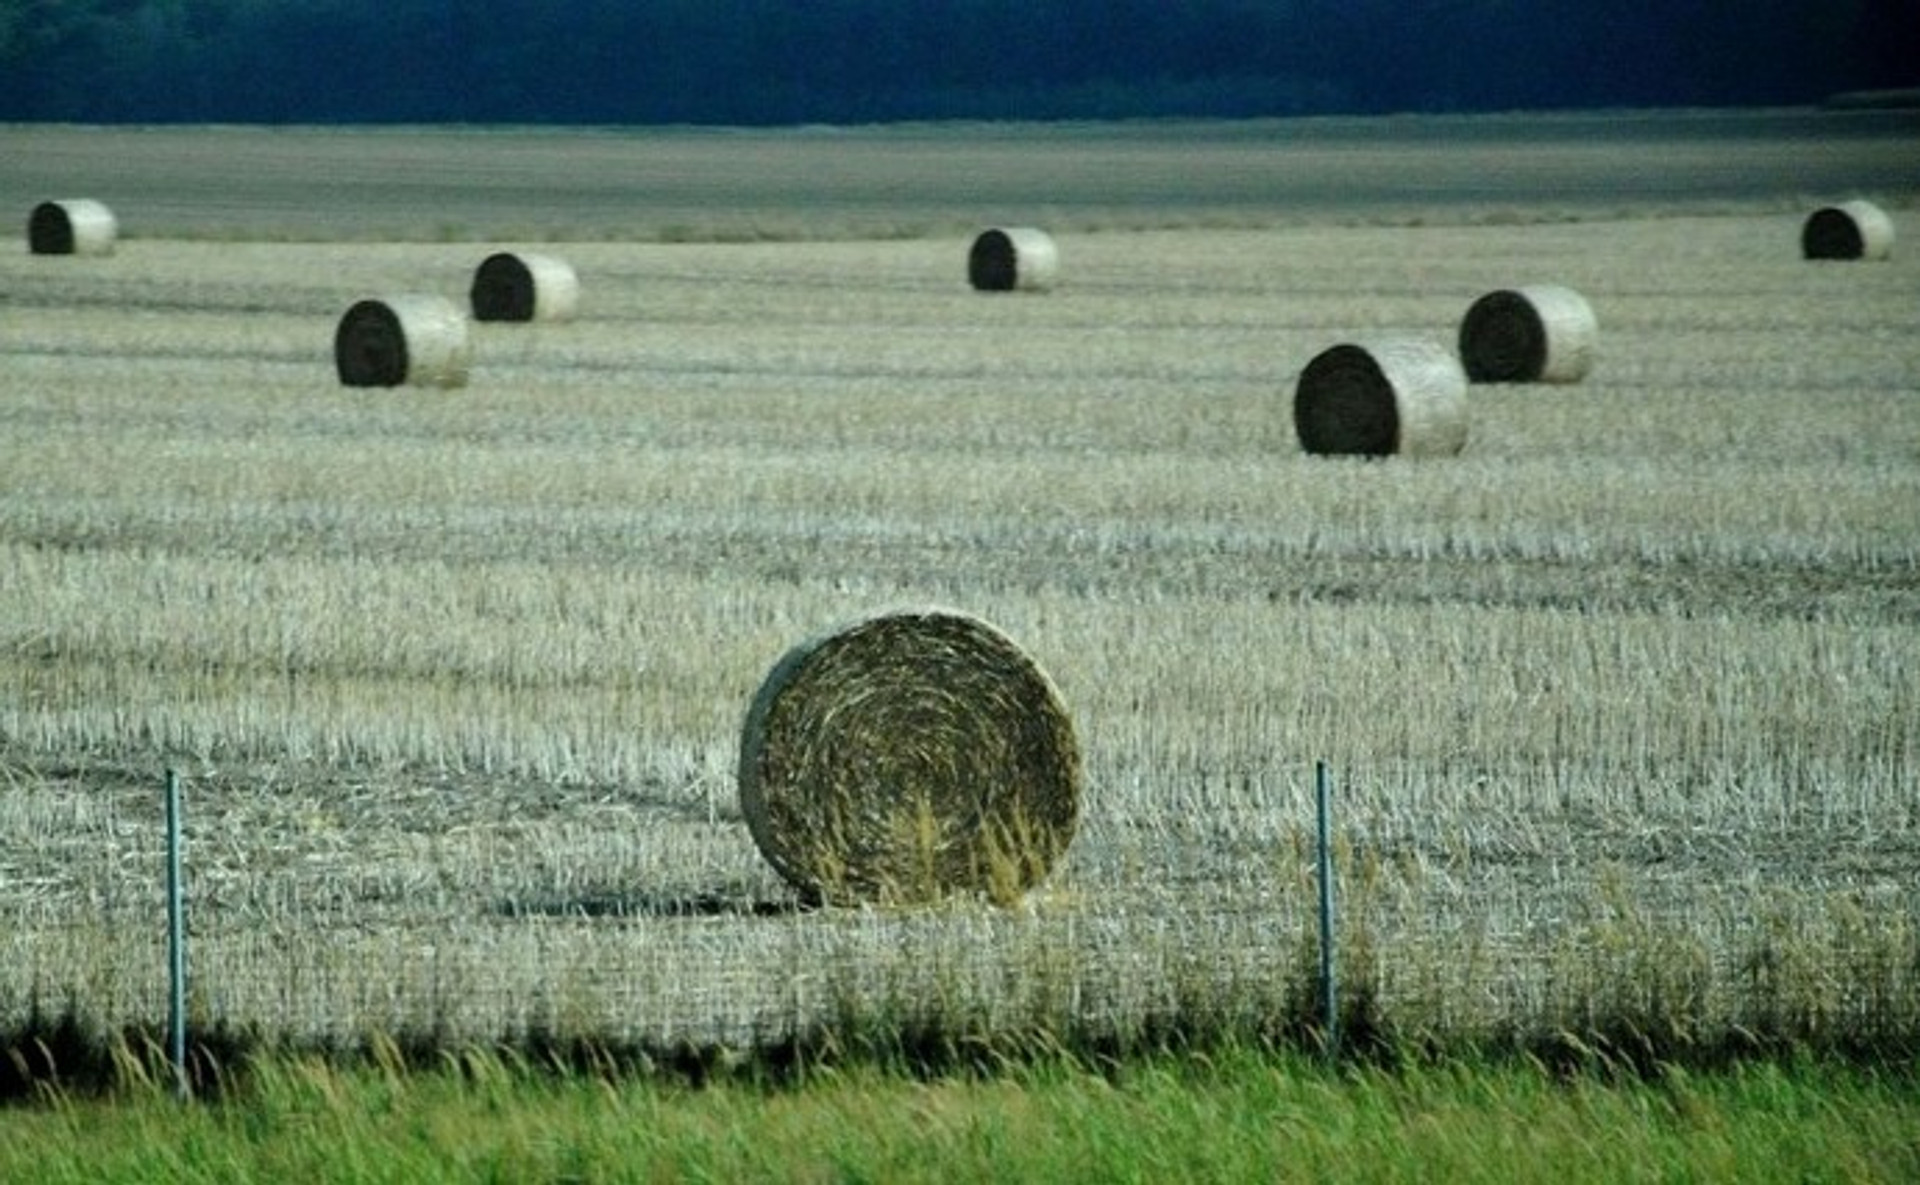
[962,204,1906,285]
[24,197,1058,292]
[965,203,1902,282]
[1289,200,1895,458]
[24,196,1896,459]
[334,251,582,388]
[342,229,1054,388]
[20,201,582,389]
[28,199,1899,266]
[1292,283,1598,458]
[1289,202,1897,458]
[21,209,1047,391]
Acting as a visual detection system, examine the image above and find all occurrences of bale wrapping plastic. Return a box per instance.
[969,227,1059,292]
[1294,337,1468,458]
[738,608,1081,906]
[334,295,471,388]
[1458,285,1598,383]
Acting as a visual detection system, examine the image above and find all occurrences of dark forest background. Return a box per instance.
[3,0,1917,125]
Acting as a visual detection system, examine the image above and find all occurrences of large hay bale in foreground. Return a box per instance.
[470,251,580,322]
[738,608,1081,906]
[1458,285,1598,383]
[1294,337,1468,458]
[28,199,117,256]
[1802,200,1895,261]
[334,295,470,388]
[968,227,1059,292]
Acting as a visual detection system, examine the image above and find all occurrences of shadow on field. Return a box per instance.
[491,889,811,920]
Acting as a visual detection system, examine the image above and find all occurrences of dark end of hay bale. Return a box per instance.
[1803,207,1866,259]
[334,295,469,388]
[471,253,538,321]
[1802,201,1894,261]
[470,251,579,322]
[738,608,1081,907]
[968,227,1058,292]
[1458,285,1597,384]
[1296,344,1398,456]
[27,203,75,255]
[1460,290,1549,383]
[28,199,115,256]
[1294,338,1468,458]
[335,300,411,386]
[969,230,1021,291]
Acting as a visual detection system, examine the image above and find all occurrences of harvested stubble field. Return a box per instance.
[2,113,1918,1071]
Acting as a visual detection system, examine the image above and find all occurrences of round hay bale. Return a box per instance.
[333,295,471,388]
[738,608,1081,906]
[470,251,580,322]
[28,199,117,256]
[1458,285,1598,384]
[968,227,1059,292]
[1802,200,1895,261]
[1294,337,1468,458]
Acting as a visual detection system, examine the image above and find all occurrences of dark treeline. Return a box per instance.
[3,0,1916,124]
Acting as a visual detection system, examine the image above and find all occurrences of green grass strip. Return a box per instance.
[3,1048,1916,1184]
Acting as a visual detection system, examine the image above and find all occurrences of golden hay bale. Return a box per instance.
[738,608,1081,907]
[1294,337,1468,458]
[1458,284,1598,384]
[28,199,118,256]
[333,295,471,388]
[1802,200,1895,261]
[968,227,1059,292]
[470,251,580,322]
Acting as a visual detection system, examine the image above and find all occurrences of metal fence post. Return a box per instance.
[1316,760,1338,1060]
[165,768,189,1100]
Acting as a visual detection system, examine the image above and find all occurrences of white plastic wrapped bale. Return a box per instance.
[334,295,471,388]
[28,199,118,256]
[1459,285,1598,383]
[1294,337,1468,458]
[470,251,581,322]
[968,227,1059,292]
[1802,200,1895,261]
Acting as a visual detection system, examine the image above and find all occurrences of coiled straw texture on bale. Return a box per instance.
[1802,200,1895,261]
[334,295,471,388]
[738,608,1081,906]
[1294,337,1468,458]
[470,251,580,322]
[969,227,1059,292]
[28,199,117,256]
[1458,285,1598,383]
